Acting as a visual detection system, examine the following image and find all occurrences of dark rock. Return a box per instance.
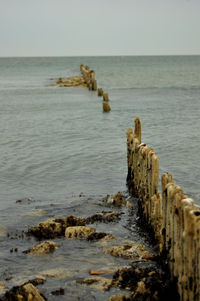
[65,215,85,227]
[27,215,86,239]
[87,232,107,241]
[27,219,65,239]
[86,211,121,224]
[1,278,46,301]
[105,193,125,207]
[23,241,59,255]
[111,262,179,300]
[51,288,65,295]
[108,294,131,301]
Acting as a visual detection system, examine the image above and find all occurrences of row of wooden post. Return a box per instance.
[80,64,111,112]
[126,117,200,301]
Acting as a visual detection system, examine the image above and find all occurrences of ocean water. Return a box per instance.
[0,56,199,209]
[0,56,199,299]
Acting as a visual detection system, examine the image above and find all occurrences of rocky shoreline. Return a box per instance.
[0,192,178,301]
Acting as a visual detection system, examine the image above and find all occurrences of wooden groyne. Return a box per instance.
[52,64,111,112]
[80,64,111,112]
[126,117,200,301]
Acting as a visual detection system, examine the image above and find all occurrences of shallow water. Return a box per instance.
[0,194,157,300]
[0,56,199,299]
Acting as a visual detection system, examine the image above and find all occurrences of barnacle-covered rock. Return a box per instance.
[23,241,59,255]
[65,226,95,239]
[104,242,155,261]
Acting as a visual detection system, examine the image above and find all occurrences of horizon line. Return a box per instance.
[0,54,200,59]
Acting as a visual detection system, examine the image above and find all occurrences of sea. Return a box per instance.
[0,56,199,299]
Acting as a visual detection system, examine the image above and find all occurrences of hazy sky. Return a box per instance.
[0,0,200,57]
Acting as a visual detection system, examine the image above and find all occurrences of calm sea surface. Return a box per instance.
[0,56,199,209]
[0,56,199,299]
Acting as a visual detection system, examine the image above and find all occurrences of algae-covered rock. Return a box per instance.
[108,293,131,301]
[125,201,133,208]
[2,281,46,301]
[53,76,87,88]
[39,268,73,279]
[25,210,46,217]
[106,193,125,207]
[111,262,175,300]
[65,215,85,227]
[97,235,115,245]
[87,232,108,241]
[65,226,95,239]
[27,215,85,239]
[86,211,121,224]
[90,268,116,276]
[23,241,59,255]
[76,276,112,291]
[104,242,155,261]
[51,288,65,296]
[0,282,7,295]
[27,218,65,239]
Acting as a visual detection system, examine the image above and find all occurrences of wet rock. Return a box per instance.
[0,227,7,237]
[0,282,7,295]
[125,201,133,208]
[76,276,112,291]
[23,241,59,255]
[90,268,116,276]
[25,210,46,217]
[27,278,46,286]
[97,235,115,245]
[108,293,131,301]
[39,268,73,279]
[104,242,155,261]
[10,248,18,253]
[54,76,87,88]
[27,218,65,239]
[111,262,176,300]
[16,198,33,204]
[51,288,65,295]
[105,193,125,207]
[86,211,121,224]
[87,232,108,241]
[1,282,46,301]
[65,215,85,227]
[65,226,95,239]
[27,215,86,239]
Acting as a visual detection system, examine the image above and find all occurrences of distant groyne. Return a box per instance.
[80,64,111,112]
[126,117,200,301]
[52,64,111,112]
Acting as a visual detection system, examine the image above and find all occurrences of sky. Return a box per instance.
[0,0,200,57]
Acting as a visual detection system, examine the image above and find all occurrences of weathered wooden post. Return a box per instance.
[103,93,109,102]
[98,88,104,96]
[126,117,200,301]
[102,101,111,112]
